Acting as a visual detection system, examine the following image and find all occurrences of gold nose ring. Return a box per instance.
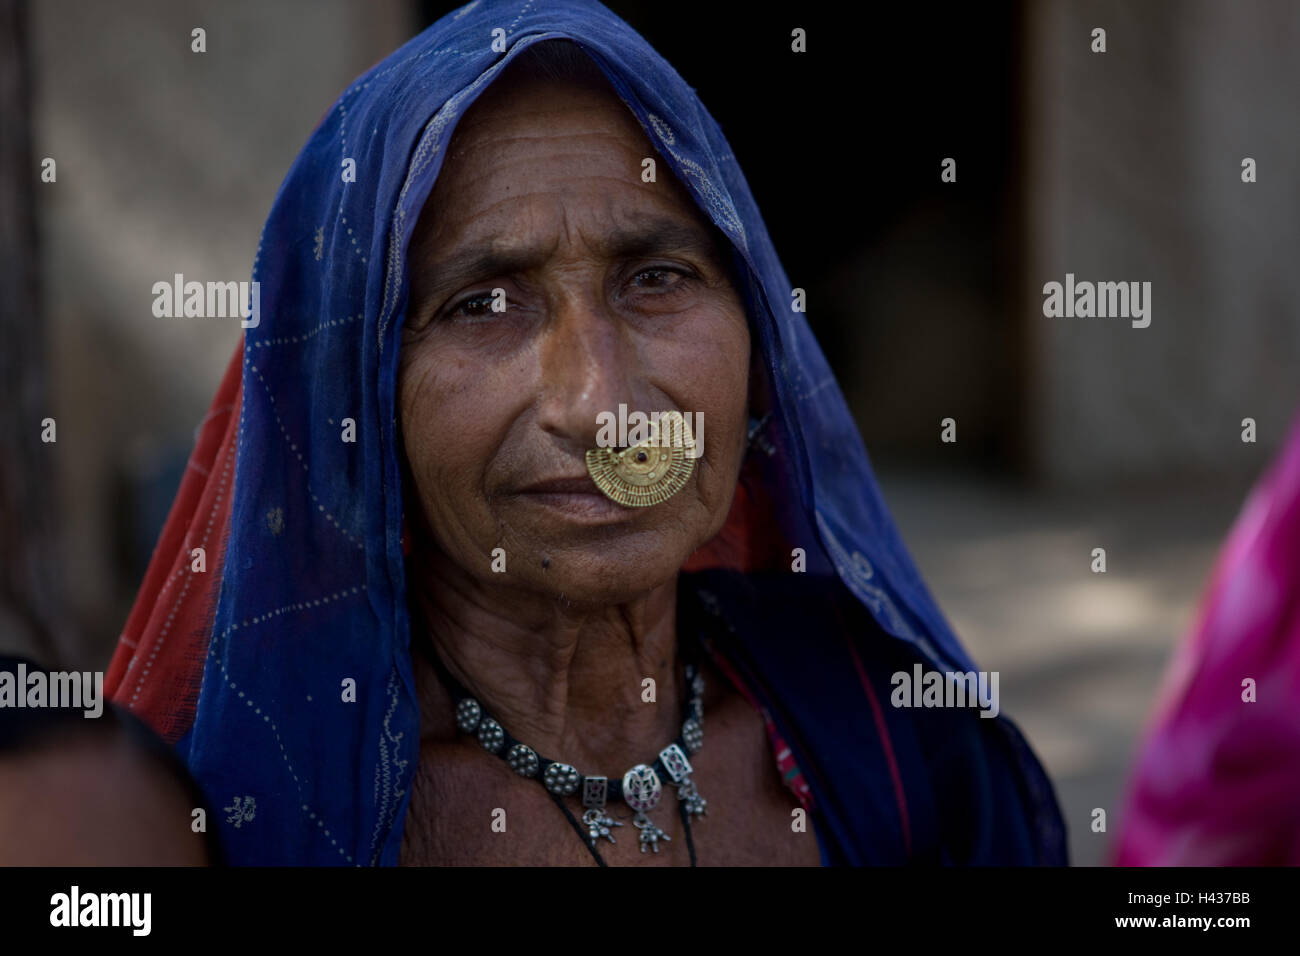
[585,410,695,507]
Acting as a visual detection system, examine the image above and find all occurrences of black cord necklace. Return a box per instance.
[417,626,707,866]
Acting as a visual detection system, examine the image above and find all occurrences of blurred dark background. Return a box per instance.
[4,0,1298,864]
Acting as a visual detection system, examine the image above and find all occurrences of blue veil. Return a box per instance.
[178,0,1066,865]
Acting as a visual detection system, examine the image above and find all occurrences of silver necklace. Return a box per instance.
[420,638,708,863]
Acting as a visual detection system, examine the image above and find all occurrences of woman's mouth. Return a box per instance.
[513,474,634,522]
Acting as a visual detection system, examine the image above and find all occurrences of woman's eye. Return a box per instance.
[448,292,502,318]
[630,267,689,290]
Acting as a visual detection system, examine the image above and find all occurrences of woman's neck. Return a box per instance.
[408,548,685,773]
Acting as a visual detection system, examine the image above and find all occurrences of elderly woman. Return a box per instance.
[105,0,1066,866]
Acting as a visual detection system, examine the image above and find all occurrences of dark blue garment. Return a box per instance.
[680,571,1065,865]
[180,0,1067,865]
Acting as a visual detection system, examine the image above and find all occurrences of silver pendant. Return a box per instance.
[658,744,692,783]
[682,716,704,753]
[505,743,539,777]
[582,775,608,809]
[659,743,707,820]
[544,762,580,796]
[455,697,482,733]
[580,775,621,845]
[623,764,671,853]
[633,812,671,852]
[622,764,663,813]
[676,776,708,819]
[476,717,504,753]
[582,807,623,845]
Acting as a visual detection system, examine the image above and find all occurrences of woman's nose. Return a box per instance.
[535,295,638,449]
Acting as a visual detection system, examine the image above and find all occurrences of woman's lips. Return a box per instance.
[520,475,602,495]
[513,474,631,521]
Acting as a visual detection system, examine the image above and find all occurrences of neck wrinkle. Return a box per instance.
[409,549,686,774]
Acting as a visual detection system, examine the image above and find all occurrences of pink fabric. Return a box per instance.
[1115,411,1300,865]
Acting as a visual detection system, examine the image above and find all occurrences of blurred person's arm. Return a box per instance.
[0,727,212,865]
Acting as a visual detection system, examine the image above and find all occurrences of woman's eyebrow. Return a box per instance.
[415,216,726,296]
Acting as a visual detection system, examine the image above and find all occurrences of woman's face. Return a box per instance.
[398,69,751,607]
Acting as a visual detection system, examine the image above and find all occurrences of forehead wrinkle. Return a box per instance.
[445,136,644,176]
[442,166,659,209]
[414,166,721,293]
[444,90,654,174]
[429,110,666,216]
[430,164,702,243]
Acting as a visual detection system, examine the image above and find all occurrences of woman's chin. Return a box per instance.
[513,552,684,608]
